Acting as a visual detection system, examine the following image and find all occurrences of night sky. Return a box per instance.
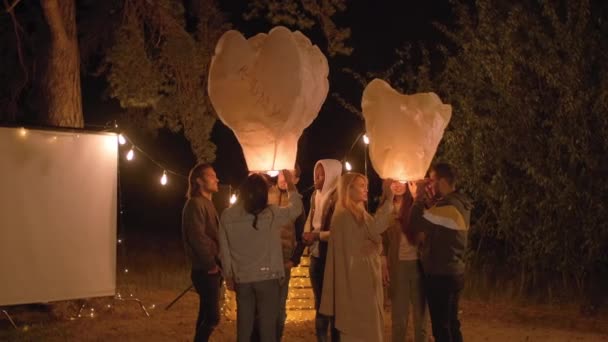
[82,1,454,238]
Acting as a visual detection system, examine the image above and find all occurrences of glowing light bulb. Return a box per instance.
[160,171,168,186]
[229,194,237,205]
[266,170,280,177]
[344,161,352,171]
[19,128,27,137]
[118,134,126,145]
[124,268,129,273]
[126,148,134,161]
[363,134,370,145]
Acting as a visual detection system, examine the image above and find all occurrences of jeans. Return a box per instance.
[277,268,292,340]
[250,268,291,342]
[310,256,340,342]
[425,274,464,342]
[191,270,222,342]
[390,260,427,342]
[236,279,281,342]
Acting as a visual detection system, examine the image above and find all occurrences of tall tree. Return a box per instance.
[40,0,83,127]
[104,0,229,162]
[245,0,352,56]
[1,0,84,128]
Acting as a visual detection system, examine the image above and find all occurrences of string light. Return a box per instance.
[344,161,352,171]
[118,134,126,145]
[19,127,27,137]
[229,194,237,205]
[160,171,168,186]
[363,134,370,145]
[126,148,134,161]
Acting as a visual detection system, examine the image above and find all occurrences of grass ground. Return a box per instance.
[1,238,607,341]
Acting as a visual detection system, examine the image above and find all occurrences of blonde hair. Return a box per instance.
[338,172,368,223]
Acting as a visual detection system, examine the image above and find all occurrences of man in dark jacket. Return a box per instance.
[182,163,221,342]
[409,163,473,342]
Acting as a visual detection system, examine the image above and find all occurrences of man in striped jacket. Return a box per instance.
[409,163,473,342]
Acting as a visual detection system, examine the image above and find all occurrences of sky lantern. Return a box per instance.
[362,79,452,182]
[208,26,329,173]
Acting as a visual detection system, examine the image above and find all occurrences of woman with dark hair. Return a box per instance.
[181,163,221,342]
[219,170,303,342]
[381,181,427,342]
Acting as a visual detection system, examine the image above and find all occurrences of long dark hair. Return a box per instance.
[398,186,417,245]
[240,174,270,229]
[187,163,213,199]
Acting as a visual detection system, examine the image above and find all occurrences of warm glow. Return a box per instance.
[344,161,352,171]
[208,26,329,172]
[266,170,280,177]
[229,194,237,205]
[118,134,126,145]
[19,128,27,137]
[363,134,370,145]
[160,171,168,186]
[362,79,452,181]
[126,148,134,161]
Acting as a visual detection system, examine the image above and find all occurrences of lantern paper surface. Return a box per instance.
[208,26,329,172]
[362,79,452,181]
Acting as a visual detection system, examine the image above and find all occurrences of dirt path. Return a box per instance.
[1,290,607,341]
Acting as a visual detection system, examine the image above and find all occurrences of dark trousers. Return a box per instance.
[236,279,281,342]
[250,269,291,342]
[309,256,340,342]
[191,270,222,342]
[425,274,464,342]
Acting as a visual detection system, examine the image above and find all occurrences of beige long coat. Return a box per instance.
[319,202,393,342]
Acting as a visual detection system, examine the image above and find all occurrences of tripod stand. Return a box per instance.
[165,284,194,311]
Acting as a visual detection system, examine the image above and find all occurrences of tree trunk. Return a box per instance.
[40,0,83,128]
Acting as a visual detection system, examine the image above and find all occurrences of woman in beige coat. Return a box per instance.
[319,172,394,342]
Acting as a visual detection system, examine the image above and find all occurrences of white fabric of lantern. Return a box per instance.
[208,26,329,172]
[362,79,452,181]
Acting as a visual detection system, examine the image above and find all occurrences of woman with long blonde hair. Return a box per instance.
[319,172,396,342]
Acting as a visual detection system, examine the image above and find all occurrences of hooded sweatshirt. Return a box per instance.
[305,159,342,258]
[410,192,473,275]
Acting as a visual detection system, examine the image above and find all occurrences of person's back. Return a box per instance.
[220,198,298,283]
[219,172,303,342]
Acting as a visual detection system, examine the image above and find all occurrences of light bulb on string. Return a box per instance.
[126,148,134,161]
[160,171,168,186]
[229,194,237,205]
[363,134,370,145]
[118,134,126,145]
[344,161,352,171]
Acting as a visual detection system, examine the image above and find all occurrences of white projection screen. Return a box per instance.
[0,126,117,305]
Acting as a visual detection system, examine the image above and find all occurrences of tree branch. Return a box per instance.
[3,0,21,12]
[3,0,27,84]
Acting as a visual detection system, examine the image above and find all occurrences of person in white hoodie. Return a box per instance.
[302,159,342,342]
[219,170,303,342]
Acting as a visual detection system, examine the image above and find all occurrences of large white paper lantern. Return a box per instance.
[208,26,329,172]
[362,79,452,182]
